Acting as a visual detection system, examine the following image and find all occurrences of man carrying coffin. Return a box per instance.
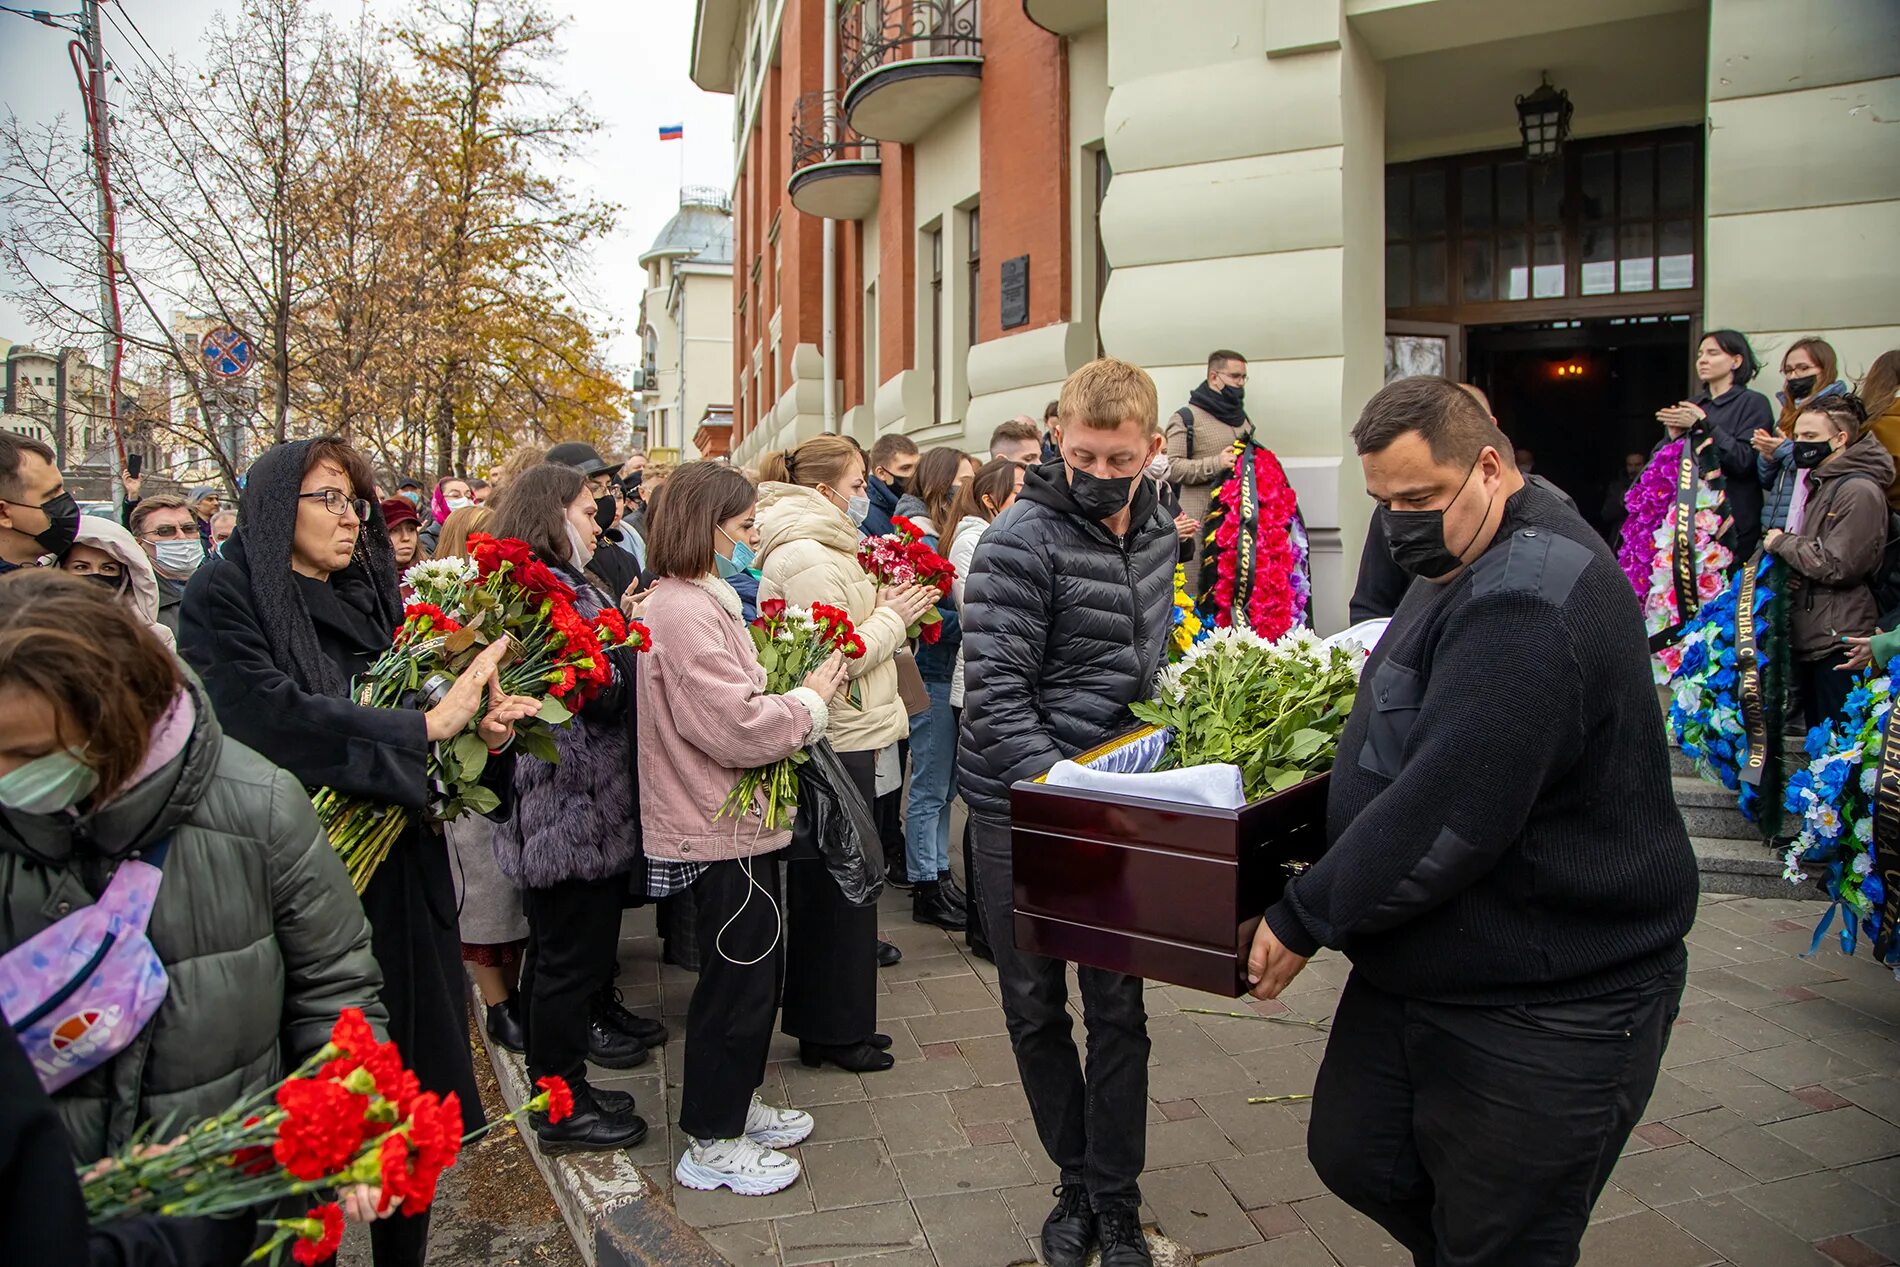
[1247,376,1698,1267]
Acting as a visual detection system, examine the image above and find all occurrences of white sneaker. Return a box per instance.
[743,1095,815,1148]
[674,1136,802,1196]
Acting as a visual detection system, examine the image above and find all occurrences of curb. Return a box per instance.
[470,983,725,1267]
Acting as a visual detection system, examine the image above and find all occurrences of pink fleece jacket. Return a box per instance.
[636,575,827,861]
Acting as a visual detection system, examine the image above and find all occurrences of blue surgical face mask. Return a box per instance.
[0,749,100,814]
[715,526,756,579]
[153,540,203,577]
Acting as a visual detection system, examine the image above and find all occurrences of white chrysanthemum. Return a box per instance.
[1782,844,1807,883]
[403,557,477,588]
[1854,820,1874,847]
[1863,767,1880,795]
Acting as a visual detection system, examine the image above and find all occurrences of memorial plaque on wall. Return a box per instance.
[1001,254,1030,330]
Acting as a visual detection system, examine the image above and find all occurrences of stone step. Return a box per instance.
[1692,835,1821,901]
[1673,775,1760,840]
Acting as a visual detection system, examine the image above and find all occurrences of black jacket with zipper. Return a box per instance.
[957,459,1177,822]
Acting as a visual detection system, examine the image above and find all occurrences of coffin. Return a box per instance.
[1009,726,1330,996]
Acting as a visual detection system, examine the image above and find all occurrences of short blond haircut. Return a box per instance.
[1057,357,1159,435]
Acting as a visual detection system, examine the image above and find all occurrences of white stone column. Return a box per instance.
[1097,0,1384,632]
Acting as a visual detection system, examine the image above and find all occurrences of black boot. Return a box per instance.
[534,1080,647,1155]
[937,869,968,910]
[798,1039,895,1073]
[876,939,903,968]
[912,880,967,931]
[1097,1208,1154,1267]
[485,997,526,1054]
[1040,1184,1097,1267]
[586,1017,648,1070]
[594,986,670,1048]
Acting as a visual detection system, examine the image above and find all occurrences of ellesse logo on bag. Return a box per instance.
[49,1005,124,1057]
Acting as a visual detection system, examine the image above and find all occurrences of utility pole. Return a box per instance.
[78,0,125,465]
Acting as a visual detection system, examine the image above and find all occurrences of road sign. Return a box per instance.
[200,328,252,379]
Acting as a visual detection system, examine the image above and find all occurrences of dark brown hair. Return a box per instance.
[913,447,968,534]
[0,570,181,802]
[304,436,377,502]
[941,458,1022,560]
[988,419,1039,452]
[1352,376,1508,466]
[0,431,56,502]
[647,462,757,579]
[757,436,863,490]
[485,463,585,566]
[869,432,919,473]
[1778,337,1841,433]
[1207,348,1246,374]
[1798,393,1869,445]
[128,492,192,538]
[1858,349,1900,425]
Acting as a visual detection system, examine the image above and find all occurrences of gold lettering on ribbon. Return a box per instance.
[1736,552,1766,786]
[1874,701,1900,959]
[1672,440,1699,625]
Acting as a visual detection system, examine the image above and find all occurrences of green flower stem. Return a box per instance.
[1179,1007,1330,1031]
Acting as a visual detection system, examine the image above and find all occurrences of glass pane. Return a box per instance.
[1659,141,1695,213]
[1385,335,1447,384]
[968,210,980,258]
[1533,228,1565,298]
[1581,223,1616,295]
[1621,146,1655,219]
[1460,165,1493,232]
[1386,172,1410,241]
[1413,170,1446,237]
[1386,242,1410,307]
[1413,240,1447,305]
[1658,220,1696,289]
[1620,222,1654,292]
[1461,237,1493,302]
[1498,162,1527,227]
[1531,163,1561,225]
[1499,232,1529,301]
[1580,151,1615,222]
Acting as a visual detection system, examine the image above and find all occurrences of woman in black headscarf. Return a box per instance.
[178,437,537,1267]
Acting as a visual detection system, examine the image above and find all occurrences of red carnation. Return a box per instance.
[842,633,866,659]
[919,620,942,646]
[362,1038,421,1116]
[274,1077,371,1181]
[376,1133,412,1213]
[537,1075,574,1123]
[550,665,578,698]
[592,608,629,643]
[890,515,923,542]
[759,597,787,621]
[398,1092,463,1213]
[329,1009,377,1068]
[624,619,651,652]
[291,1204,345,1266]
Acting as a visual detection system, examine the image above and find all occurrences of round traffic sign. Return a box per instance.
[200,328,252,379]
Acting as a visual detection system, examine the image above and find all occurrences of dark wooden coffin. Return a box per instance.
[1009,727,1330,996]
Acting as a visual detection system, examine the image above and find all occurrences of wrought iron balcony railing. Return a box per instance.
[791,91,880,174]
[840,0,982,91]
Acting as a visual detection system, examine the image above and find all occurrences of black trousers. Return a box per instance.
[1798,649,1857,730]
[1308,964,1685,1267]
[780,748,879,1046]
[520,876,626,1085]
[679,853,784,1140]
[953,706,989,953]
[971,815,1149,1212]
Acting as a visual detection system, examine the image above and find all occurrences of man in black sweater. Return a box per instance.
[1249,377,1698,1267]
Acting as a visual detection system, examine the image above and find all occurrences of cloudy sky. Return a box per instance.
[0,0,734,369]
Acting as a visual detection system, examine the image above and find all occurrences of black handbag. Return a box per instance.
[797,739,887,906]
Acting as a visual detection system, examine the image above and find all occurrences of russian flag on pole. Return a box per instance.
[658,123,683,141]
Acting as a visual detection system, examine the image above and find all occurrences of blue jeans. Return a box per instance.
[904,679,956,882]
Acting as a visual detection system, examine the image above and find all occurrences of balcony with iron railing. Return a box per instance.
[788,90,882,220]
[840,0,982,145]
[1021,0,1103,36]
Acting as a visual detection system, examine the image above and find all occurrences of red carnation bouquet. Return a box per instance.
[856,515,956,644]
[314,535,651,891]
[80,1008,570,1265]
[718,598,866,830]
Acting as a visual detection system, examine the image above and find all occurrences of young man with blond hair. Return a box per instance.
[958,357,1174,1267]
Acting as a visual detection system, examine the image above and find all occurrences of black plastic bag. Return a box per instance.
[798,739,886,906]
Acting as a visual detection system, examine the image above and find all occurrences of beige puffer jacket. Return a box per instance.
[69,515,174,649]
[755,481,911,753]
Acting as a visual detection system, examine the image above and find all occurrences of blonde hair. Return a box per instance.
[432,505,492,560]
[757,435,864,489]
[1057,357,1160,435]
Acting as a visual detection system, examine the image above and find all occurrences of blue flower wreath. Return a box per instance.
[1666,555,1780,823]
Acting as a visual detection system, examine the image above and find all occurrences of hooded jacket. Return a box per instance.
[0,680,385,1162]
[67,515,174,649]
[755,481,912,753]
[1760,379,1851,532]
[957,461,1177,822]
[1766,431,1896,659]
[1867,392,1900,511]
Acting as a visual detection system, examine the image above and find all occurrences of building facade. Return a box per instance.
[638,186,737,460]
[690,0,1900,630]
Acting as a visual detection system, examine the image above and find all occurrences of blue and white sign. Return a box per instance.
[199,328,252,379]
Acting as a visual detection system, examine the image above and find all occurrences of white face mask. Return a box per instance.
[153,540,204,577]
[1146,454,1171,482]
[444,495,473,512]
[565,520,595,569]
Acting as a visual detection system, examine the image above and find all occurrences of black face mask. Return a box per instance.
[1068,466,1135,522]
[1220,383,1245,408]
[1786,374,1818,401]
[885,473,910,497]
[594,494,618,534]
[1791,439,1834,470]
[29,491,81,557]
[1379,458,1492,580]
[81,571,125,595]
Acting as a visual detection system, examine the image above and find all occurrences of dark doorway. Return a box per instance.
[1466,315,1694,541]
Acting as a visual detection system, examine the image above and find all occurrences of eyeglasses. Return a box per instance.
[140,524,196,540]
[299,490,371,521]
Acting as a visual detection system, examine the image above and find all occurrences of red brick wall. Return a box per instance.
[877,144,916,385]
[977,4,1069,340]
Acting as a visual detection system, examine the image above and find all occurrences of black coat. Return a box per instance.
[179,536,484,1132]
[957,461,1178,821]
[1693,383,1776,562]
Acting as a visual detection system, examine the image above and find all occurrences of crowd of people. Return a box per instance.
[0,331,1893,1267]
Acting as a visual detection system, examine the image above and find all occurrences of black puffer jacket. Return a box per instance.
[957,461,1177,821]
